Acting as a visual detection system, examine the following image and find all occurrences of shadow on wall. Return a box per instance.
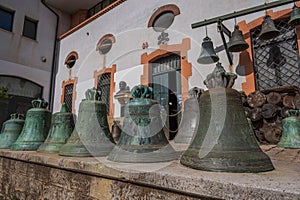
[236,50,253,76]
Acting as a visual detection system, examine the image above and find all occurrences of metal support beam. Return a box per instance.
[218,21,233,66]
[192,0,298,29]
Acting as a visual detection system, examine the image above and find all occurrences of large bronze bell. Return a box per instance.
[197,36,219,64]
[0,114,25,149]
[289,5,300,26]
[174,87,203,144]
[277,110,300,148]
[10,99,51,151]
[228,25,249,52]
[59,87,115,157]
[108,85,179,163]
[37,103,75,153]
[258,15,280,40]
[180,63,274,173]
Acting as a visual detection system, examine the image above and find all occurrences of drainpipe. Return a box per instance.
[41,0,59,112]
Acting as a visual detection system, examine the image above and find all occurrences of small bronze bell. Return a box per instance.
[108,85,179,163]
[197,36,219,64]
[37,103,75,153]
[0,114,25,149]
[277,110,300,148]
[180,63,274,173]
[174,87,203,144]
[258,15,280,40]
[59,87,115,157]
[10,99,51,151]
[289,5,300,26]
[228,25,249,52]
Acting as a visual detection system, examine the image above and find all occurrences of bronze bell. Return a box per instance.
[197,36,219,64]
[10,99,51,151]
[277,110,300,148]
[228,25,249,52]
[107,85,179,163]
[180,63,274,173]
[174,87,203,144]
[59,87,115,157]
[37,103,75,153]
[289,5,300,26]
[0,114,25,149]
[258,15,280,40]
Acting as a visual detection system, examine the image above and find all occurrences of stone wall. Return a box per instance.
[0,145,299,200]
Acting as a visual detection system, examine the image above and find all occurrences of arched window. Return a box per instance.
[65,51,78,69]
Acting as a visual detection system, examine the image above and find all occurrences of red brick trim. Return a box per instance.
[93,65,116,116]
[148,4,180,28]
[61,77,78,114]
[59,0,126,40]
[140,38,191,102]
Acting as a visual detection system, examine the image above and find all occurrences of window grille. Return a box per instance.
[251,19,300,90]
[97,73,111,114]
[64,84,74,113]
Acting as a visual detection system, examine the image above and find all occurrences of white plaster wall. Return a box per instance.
[0,0,57,101]
[54,0,296,115]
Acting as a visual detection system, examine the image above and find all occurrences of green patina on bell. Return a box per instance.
[10,99,51,151]
[37,103,75,153]
[108,85,179,163]
[174,87,203,144]
[0,114,25,149]
[59,87,115,157]
[180,63,274,173]
[277,110,300,149]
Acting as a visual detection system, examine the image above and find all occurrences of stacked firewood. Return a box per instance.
[242,85,300,144]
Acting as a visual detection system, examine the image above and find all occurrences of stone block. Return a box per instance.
[89,177,112,199]
[49,168,72,189]
[70,173,91,195]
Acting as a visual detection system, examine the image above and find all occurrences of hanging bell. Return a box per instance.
[59,87,115,157]
[197,36,219,64]
[180,64,274,173]
[289,5,300,26]
[0,114,25,149]
[10,99,51,151]
[108,85,179,163]
[174,87,203,144]
[277,110,300,148]
[258,15,280,40]
[228,25,249,52]
[37,103,75,153]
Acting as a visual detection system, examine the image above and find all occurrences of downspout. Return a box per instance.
[41,0,59,112]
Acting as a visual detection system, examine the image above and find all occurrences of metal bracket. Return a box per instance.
[217,21,233,66]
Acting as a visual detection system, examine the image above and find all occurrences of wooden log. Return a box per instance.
[248,108,263,121]
[240,91,248,106]
[261,85,300,94]
[252,119,264,130]
[254,130,267,144]
[294,94,300,110]
[261,103,277,119]
[247,91,266,108]
[266,92,282,105]
[283,95,295,108]
[260,124,282,144]
[280,107,291,118]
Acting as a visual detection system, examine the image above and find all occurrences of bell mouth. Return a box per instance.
[197,56,219,64]
[228,43,249,52]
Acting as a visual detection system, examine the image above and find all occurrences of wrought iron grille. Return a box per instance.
[251,19,300,90]
[152,54,181,75]
[64,84,74,112]
[97,73,111,114]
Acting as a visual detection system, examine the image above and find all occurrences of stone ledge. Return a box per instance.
[0,144,299,199]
